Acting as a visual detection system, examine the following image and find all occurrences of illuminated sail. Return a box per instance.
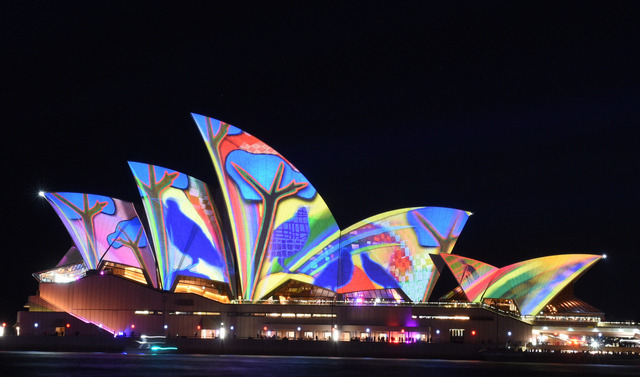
[128,162,232,292]
[192,114,340,300]
[44,192,158,287]
[298,207,471,302]
[477,254,601,316]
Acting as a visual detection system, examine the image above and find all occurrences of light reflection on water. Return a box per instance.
[1,352,638,377]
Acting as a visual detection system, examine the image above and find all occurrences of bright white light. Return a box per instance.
[297,327,301,331]
[602,253,607,259]
[591,341,600,348]
[34,323,39,328]
[220,327,226,339]
[332,328,339,341]
[230,326,234,330]
[436,330,440,335]
[507,331,512,336]
[164,325,168,329]
[366,328,370,333]
[38,191,46,197]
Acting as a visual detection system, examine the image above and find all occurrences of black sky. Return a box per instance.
[2,2,639,324]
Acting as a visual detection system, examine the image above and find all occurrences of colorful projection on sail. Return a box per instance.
[432,253,499,302]
[128,161,232,292]
[478,254,602,316]
[192,114,340,300]
[297,207,471,302]
[44,192,158,288]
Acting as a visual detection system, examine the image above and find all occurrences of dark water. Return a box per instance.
[1,352,638,377]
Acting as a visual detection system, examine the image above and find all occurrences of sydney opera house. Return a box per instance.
[17,114,615,347]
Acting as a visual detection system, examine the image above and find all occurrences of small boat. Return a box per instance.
[126,335,178,354]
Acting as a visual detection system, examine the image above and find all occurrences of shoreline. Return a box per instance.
[2,336,640,365]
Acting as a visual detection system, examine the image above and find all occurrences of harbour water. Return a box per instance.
[1,352,638,377]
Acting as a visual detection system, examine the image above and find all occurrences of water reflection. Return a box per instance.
[1,352,638,377]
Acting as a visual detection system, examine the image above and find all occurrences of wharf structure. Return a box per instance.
[15,114,635,351]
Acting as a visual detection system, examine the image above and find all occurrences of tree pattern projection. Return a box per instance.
[297,207,471,302]
[44,193,154,282]
[106,217,159,288]
[129,161,231,292]
[193,114,340,300]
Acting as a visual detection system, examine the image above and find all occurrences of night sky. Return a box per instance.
[2,2,639,324]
